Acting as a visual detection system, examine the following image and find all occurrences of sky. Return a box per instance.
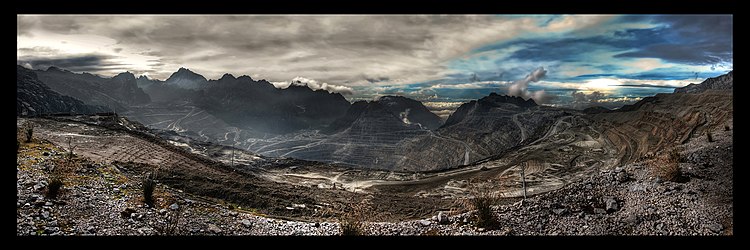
[17,15,733,117]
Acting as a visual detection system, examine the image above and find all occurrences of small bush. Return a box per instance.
[724,125,731,131]
[25,127,33,143]
[339,199,371,236]
[160,206,182,235]
[143,177,156,207]
[46,176,63,199]
[469,185,500,229]
[707,131,714,142]
[654,148,681,182]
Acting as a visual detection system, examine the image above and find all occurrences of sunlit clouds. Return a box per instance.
[17,14,732,109]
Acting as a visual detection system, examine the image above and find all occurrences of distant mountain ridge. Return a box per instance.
[194,75,351,134]
[442,93,536,128]
[17,66,108,116]
[34,66,151,111]
[325,95,443,134]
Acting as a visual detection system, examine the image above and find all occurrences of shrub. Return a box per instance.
[468,185,500,229]
[143,177,156,207]
[339,199,371,236]
[724,125,731,131]
[25,126,33,143]
[654,148,681,182]
[707,131,714,142]
[160,206,182,235]
[46,176,63,199]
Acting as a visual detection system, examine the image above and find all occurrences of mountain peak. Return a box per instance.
[46,66,69,73]
[113,71,136,80]
[219,73,236,80]
[237,75,253,81]
[165,67,208,89]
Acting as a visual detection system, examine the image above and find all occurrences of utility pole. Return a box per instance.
[521,162,527,205]
[230,147,235,167]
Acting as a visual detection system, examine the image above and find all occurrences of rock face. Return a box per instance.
[442,93,537,128]
[405,92,557,166]
[34,66,151,110]
[674,71,733,93]
[326,96,441,133]
[193,75,351,134]
[136,75,196,104]
[376,96,443,130]
[16,65,108,116]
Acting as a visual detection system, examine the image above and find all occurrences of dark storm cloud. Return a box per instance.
[18,54,127,72]
[614,15,732,65]
[17,15,558,85]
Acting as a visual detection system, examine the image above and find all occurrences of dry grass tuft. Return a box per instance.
[460,182,500,229]
[653,148,682,182]
[339,198,372,236]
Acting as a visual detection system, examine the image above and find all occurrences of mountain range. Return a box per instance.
[16,65,734,171]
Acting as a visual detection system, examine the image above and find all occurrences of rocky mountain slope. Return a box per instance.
[674,71,733,93]
[16,66,108,116]
[34,66,150,111]
[325,95,441,133]
[193,74,351,134]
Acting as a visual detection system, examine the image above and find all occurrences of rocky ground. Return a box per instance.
[17,116,732,236]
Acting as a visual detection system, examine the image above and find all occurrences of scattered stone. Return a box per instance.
[594,208,606,214]
[605,198,619,212]
[630,183,648,192]
[159,209,168,215]
[419,220,432,226]
[552,208,567,215]
[121,208,136,218]
[113,188,120,193]
[208,224,222,234]
[169,203,179,210]
[438,211,449,224]
[228,211,238,216]
[616,172,629,182]
[240,219,253,228]
[705,223,723,233]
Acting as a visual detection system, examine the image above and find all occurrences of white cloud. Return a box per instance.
[507,67,551,103]
[278,76,355,95]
